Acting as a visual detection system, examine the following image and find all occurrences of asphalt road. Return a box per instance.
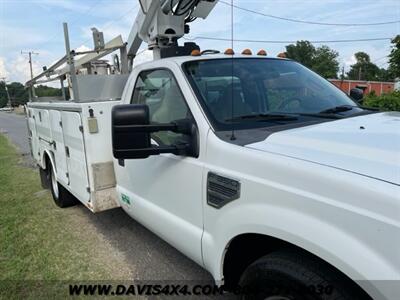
[0,112,30,154]
[0,111,223,293]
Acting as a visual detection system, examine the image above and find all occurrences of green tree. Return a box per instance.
[312,45,339,79]
[0,82,66,107]
[285,40,316,68]
[347,52,381,81]
[285,41,340,78]
[35,85,63,97]
[6,82,29,106]
[388,35,400,79]
[0,81,8,108]
[378,68,392,82]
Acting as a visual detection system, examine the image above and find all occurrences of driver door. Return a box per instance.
[115,68,204,265]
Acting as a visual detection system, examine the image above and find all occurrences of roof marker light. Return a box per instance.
[224,48,235,55]
[241,49,252,55]
[257,50,267,56]
[191,49,201,56]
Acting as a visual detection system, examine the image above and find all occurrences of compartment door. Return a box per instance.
[61,111,90,203]
[27,108,39,160]
[36,109,52,161]
[49,110,69,185]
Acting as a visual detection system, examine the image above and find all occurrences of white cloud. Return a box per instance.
[74,45,92,60]
[78,17,132,47]
[0,57,9,78]
[344,54,357,67]
[133,50,153,67]
[6,55,42,84]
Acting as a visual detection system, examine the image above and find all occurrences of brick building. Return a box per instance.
[329,79,395,96]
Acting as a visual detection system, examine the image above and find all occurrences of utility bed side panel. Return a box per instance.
[79,101,121,212]
[27,108,39,161]
[35,109,51,141]
[27,101,120,212]
[49,110,69,185]
[36,109,53,167]
[81,103,116,166]
[61,111,90,203]
[29,108,53,166]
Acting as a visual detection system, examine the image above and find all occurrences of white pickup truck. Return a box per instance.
[27,53,400,300]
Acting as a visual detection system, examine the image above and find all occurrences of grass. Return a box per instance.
[0,134,129,299]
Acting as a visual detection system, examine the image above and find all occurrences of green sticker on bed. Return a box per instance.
[121,193,131,205]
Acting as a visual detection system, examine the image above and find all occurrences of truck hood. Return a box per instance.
[246,112,400,185]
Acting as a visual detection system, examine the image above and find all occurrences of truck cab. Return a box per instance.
[26,52,400,300]
[110,54,400,300]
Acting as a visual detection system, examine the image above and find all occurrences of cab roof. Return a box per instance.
[134,54,289,69]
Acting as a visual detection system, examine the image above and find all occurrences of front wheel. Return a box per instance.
[49,166,78,208]
[39,167,50,189]
[238,250,371,300]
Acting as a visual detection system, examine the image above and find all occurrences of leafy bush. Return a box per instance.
[363,90,400,111]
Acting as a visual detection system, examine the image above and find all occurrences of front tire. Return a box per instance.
[238,250,370,300]
[49,166,78,208]
[39,167,50,189]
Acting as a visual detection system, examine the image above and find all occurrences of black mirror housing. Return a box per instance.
[350,88,364,103]
[112,104,151,159]
[112,104,198,159]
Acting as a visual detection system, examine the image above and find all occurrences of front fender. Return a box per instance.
[202,132,400,300]
[202,201,399,300]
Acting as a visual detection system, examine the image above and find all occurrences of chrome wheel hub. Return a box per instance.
[51,168,59,199]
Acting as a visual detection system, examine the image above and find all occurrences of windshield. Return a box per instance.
[183,58,359,130]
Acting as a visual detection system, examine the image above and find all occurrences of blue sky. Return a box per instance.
[0,0,399,84]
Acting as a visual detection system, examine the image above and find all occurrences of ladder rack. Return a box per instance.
[26,23,128,103]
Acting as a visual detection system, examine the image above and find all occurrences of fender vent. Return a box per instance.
[207,172,240,209]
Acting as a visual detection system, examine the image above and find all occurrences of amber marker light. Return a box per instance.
[257,50,267,56]
[224,48,235,55]
[191,49,201,56]
[241,49,252,55]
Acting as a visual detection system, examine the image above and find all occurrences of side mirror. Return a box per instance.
[350,88,364,103]
[112,104,197,159]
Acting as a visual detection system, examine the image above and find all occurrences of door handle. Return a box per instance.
[65,146,70,158]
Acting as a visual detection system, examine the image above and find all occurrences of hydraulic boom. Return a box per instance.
[127,0,218,59]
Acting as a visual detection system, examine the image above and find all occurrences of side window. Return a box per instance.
[131,69,190,146]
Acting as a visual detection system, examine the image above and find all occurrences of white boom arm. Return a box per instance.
[127,0,218,59]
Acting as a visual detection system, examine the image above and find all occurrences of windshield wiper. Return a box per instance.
[226,113,298,122]
[319,105,354,114]
[291,105,354,120]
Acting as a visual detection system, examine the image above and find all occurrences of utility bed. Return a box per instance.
[27,100,121,212]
